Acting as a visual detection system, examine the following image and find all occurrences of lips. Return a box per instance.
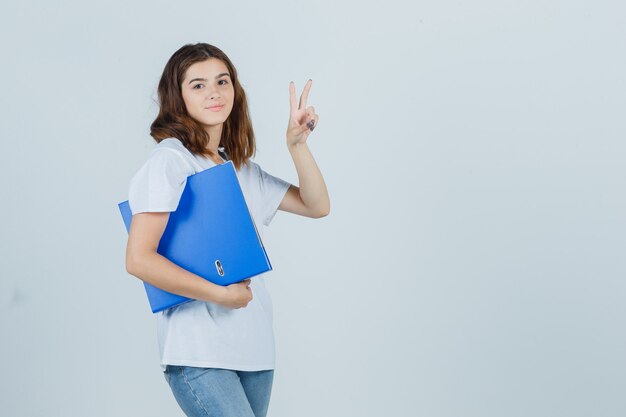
[205,104,224,112]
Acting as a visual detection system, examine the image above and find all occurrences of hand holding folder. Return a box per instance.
[118,161,273,313]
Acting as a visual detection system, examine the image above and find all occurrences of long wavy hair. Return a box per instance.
[150,43,255,170]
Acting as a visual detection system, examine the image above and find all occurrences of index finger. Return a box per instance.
[299,79,312,110]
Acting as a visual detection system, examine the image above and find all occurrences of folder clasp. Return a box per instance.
[215,260,225,276]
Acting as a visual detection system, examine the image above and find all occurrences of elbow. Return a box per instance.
[127,249,158,277]
[125,252,142,277]
[313,204,330,218]
[125,257,136,276]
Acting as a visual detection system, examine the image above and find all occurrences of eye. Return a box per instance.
[218,79,229,85]
[192,83,204,90]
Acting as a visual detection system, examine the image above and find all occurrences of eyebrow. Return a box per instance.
[187,73,231,85]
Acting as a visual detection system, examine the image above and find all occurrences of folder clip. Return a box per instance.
[215,260,225,276]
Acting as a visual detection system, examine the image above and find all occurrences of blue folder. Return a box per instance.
[118,161,272,313]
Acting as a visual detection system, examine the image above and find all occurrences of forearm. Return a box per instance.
[127,252,225,304]
[288,142,330,215]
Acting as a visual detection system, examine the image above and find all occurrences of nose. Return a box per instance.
[206,85,220,100]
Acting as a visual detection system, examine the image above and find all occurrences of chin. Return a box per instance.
[204,116,228,125]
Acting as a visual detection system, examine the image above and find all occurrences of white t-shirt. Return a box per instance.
[127,138,291,372]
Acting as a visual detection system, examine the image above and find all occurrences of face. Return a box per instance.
[181,58,235,130]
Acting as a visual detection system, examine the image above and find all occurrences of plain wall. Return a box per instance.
[1,0,625,416]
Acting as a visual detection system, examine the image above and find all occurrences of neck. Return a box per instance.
[204,124,223,154]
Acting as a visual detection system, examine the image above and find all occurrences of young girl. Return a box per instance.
[124,43,330,417]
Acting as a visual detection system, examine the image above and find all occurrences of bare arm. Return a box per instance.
[125,212,252,309]
[280,79,330,218]
[278,143,330,218]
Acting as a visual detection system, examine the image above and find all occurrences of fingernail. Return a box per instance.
[307,120,315,130]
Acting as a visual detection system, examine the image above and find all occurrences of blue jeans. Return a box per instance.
[164,365,274,417]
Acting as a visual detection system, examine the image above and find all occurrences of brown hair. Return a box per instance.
[150,43,255,170]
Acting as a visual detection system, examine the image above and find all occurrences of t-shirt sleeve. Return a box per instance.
[256,163,292,226]
[128,148,193,215]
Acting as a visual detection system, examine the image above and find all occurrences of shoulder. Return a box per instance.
[232,158,260,177]
[243,159,291,191]
[130,139,195,186]
[152,138,191,159]
[245,159,279,179]
[148,139,195,169]
[244,159,261,173]
[154,137,186,152]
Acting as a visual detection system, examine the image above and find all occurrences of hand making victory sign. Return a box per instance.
[287,79,319,147]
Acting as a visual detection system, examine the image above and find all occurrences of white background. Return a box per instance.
[1,1,625,416]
